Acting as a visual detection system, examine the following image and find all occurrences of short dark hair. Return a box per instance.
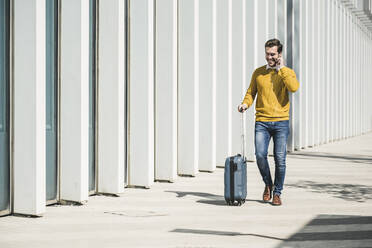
[265,39,283,54]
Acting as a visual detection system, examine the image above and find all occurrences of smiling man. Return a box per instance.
[238,39,299,206]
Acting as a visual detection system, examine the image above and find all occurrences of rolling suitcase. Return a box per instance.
[224,113,247,206]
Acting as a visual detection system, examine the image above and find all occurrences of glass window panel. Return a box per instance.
[89,0,96,192]
[0,0,10,213]
[46,0,58,202]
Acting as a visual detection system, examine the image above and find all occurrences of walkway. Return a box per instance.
[1,133,372,248]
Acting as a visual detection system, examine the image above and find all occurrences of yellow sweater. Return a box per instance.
[242,65,299,122]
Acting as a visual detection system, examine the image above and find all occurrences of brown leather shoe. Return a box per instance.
[272,194,282,206]
[263,185,272,202]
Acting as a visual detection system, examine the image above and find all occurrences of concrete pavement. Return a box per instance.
[1,132,372,248]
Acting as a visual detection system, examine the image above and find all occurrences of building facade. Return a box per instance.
[0,0,372,216]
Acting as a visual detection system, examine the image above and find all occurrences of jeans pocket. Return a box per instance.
[278,120,289,126]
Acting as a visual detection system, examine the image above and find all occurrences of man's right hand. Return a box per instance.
[238,104,248,113]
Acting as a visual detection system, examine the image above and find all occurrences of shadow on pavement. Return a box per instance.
[170,228,284,241]
[165,191,264,206]
[286,180,372,202]
[276,214,372,248]
[288,152,372,165]
[165,191,220,199]
[171,215,372,247]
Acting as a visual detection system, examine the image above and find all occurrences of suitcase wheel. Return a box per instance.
[226,200,245,206]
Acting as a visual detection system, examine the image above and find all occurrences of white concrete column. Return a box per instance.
[346,11,349,138]
[346,9,349,138]
[340,6,345,140]
[313,0,319,146]
[319,0,325,145]
[348,12,353,135]
[244,0,255,161]
[292,0,301,151]
[286,0,295,152]
[321,0,326,144]
[350,11,353,137]
[178,0,199,176]
[268,0,275,39]
[354,23,357,137]
[325,0,330,143]
[216,0,231,166]
[300,0,308,149]
[257,0,268,66]
[231,0,244,156]
[277,0,286,57]
[330,0,336,142]
[276,0,286,153]
[60,0,89,202]
[355,21,358,136]
[308,0,314,146]
[355,22,358,137]
[370,37,372,132]
[336,1,340,141]
[347,12,352,138]
[128,0,154,187]
[300,1,311,149]
[155,0,178,181]
[320,0,324,144]
[199,0,216,172]
[13,0,46,216]
[369,37,372,132]
[97,0,125,194]
[349,12,353,137]
[355,27,362,135]
[345,7,349,138]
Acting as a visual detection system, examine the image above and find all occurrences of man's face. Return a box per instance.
[265,46,280,67]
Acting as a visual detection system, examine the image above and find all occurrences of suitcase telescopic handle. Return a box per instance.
[241,113,246,161]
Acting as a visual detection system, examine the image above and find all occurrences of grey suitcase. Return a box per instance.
[224,154,247,205]
[224,113,247,206]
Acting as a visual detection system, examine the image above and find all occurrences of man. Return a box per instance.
[238,39,299,206]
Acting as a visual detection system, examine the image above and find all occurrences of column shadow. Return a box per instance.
[170,228,284,241]
[170,215,372,248]
[276,214,372,248]
[165,191,265,206]
[286,180,372,202]
[288,151,372,165]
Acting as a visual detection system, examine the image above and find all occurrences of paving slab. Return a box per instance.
[1,133,372,248]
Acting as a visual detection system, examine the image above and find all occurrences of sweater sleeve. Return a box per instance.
[278,67,299,92]
[242,70,257,108]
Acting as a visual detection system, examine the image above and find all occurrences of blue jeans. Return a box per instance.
[255,120,289,196]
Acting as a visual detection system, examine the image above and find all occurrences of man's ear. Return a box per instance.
[278,52,282,58]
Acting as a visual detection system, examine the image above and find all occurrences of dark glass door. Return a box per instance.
[124,0,128,186]
[46,0,58,202]
[0,0,10,215]
[89,0,96,193]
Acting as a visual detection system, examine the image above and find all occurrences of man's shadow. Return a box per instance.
[165,191,265,206]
